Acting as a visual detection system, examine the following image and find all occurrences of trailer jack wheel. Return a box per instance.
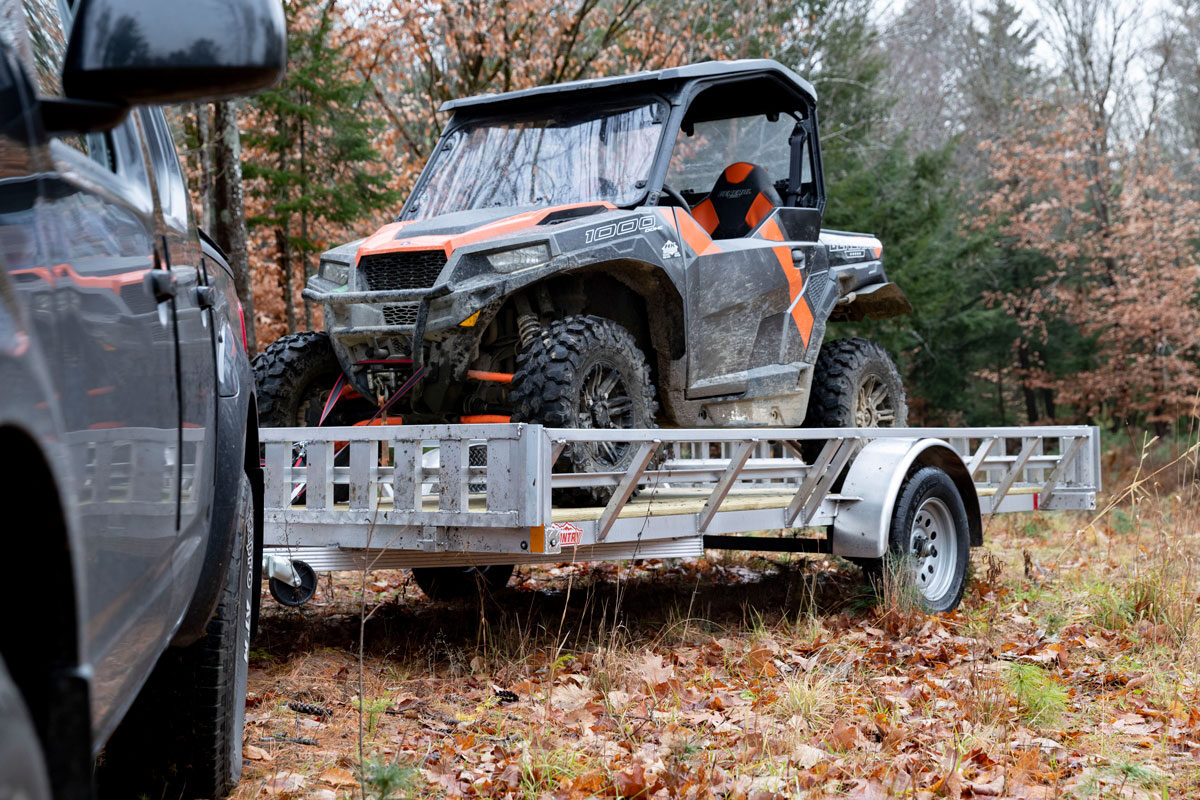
[268,559,318,607]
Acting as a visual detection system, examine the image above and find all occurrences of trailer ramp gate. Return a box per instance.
[261,424,1099,575]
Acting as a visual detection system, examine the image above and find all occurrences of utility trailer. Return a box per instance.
[260,424,1100,612]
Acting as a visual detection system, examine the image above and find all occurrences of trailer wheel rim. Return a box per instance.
[855,375,896,427]
[577,359,633,464]
[909,496,958,602]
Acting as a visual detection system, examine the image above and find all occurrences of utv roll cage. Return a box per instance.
[402,59,826,220]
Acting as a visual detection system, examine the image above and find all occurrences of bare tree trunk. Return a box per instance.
[211,100,258,353]
[276,226,296,334]
[192,104,215,231]
[299,117,312,330]
[1016,344,1039,423]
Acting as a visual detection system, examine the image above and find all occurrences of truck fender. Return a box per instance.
[831,437,982,559]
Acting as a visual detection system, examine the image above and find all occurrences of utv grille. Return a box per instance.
[382,304,419,326]
[359,250,446,291]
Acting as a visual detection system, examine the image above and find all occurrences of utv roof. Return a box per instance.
[439,59,817,115]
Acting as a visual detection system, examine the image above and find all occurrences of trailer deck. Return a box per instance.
[261,424,1100,590]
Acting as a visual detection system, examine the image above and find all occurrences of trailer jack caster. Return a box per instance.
[264,555,318,607]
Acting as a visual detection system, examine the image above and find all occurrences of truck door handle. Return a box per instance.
[193,285,216,309]
[145,269,177,302]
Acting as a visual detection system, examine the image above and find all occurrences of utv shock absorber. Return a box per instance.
[515,294,540,347]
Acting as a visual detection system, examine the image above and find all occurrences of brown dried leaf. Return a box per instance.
[264,771,306,796]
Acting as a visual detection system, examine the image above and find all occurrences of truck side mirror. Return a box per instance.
[61,0,286,107]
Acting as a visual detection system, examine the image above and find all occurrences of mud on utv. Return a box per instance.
[254,59,913,522]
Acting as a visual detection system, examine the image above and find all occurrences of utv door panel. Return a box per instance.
[679,214,809,399]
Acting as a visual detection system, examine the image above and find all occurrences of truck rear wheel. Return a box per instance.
[510,315,658,505]
[98,473,254,799]
[253,330,374,428]
[411,564,515,602]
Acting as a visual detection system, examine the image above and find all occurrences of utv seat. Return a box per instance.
[690,162,781,239]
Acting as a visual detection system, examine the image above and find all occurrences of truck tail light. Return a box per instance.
[237,300,249,353]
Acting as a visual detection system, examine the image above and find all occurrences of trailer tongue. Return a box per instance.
[260,424,1100,612]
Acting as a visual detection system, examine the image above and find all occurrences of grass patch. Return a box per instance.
[1005,663,1068,726]
[519,747,589,797]
[772,672,835,726]
[359,755,418,800]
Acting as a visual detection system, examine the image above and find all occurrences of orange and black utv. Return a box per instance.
[255,59,912,494]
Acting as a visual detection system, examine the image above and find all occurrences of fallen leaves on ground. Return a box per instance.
[232,501,1200,799]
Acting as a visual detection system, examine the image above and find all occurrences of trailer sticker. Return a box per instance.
[549,521,583,547]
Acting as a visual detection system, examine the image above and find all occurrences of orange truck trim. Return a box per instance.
[354,202,618,263]
[461,414,511,424]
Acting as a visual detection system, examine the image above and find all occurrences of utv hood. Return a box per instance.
[355,202,615,262]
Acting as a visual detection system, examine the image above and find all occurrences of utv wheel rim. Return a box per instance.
[578,360,633,464]
[909,496,958,602]
[855,375,896,427]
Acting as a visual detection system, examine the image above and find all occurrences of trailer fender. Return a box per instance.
[832,437,982,559]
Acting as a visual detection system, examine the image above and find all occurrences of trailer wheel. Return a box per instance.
[253,330,375,428]
[876,466,971,613]
[269,560,318,607]
[411,564,515,602]
[510,315,657,505]
[98,473,254,798]
[802,338,906,461]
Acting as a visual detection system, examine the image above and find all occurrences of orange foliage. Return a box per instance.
[976,101,1200,425]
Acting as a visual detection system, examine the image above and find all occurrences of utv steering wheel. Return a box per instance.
[657,184,689,210]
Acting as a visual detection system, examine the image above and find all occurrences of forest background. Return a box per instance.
[176,0,1200,434]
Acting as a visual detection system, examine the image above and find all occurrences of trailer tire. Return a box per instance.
[876,466,970,613]
[411,564,515,602]
[802,337,906,461]
[98,472,254,799]
[254,330,375,428]
[510,315,658,505]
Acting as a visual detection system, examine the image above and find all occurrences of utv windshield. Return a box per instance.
[404,102,664,219]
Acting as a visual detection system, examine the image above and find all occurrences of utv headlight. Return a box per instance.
[486,244,550,273]
[318,259,349,285]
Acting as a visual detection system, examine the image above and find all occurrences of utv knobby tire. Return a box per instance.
[254,330,374,428]
[510,315,658,505]
[411,564,515,602]
[98,472,254,799]
[802,337,907,463]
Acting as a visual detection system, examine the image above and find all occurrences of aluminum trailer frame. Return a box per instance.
[260,424,1100,581]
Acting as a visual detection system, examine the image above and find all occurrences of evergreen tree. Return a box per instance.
[243,0,399,332]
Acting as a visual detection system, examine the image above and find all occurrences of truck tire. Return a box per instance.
[0,657,52,800]
[875,466,971,613]
[411,564,515,602]
[510,315,658,505]
[98,473,254,799]
[253,330,374,428]
[802,337,907,463]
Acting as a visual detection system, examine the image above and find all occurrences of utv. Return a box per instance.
[256,59,912,506]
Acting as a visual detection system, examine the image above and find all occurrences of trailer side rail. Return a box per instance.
[261,424,1099,569]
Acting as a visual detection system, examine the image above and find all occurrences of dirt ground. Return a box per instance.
[232,472,1200,799]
